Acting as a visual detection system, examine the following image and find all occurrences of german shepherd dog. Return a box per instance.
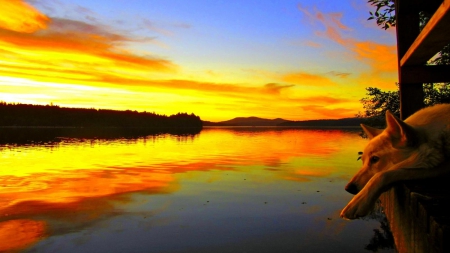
[341,104,450,219]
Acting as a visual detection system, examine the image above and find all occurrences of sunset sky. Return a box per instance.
[0,0,398,121]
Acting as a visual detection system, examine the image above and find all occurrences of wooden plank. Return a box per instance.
[401,65,450,83]
[400,0,450,66]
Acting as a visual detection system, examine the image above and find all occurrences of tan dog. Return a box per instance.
[341,104,450,220]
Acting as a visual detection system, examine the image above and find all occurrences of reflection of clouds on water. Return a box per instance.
[283,166,335,182]
[0,219,46,252]
[0,128,379,252]
[0,186,172,252]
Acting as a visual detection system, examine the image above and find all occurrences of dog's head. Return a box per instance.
[345,111,418,195]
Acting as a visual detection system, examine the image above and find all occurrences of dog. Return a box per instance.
[340,103,450,220]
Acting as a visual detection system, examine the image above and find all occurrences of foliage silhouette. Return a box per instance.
[0,102,202,129]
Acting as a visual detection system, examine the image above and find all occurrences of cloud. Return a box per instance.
[298,4,352,45]
[353,41,397,73]
[0,0,49,33]
[281,72,337,86]
[294,96,352,104]
[304,40,322,48]
[48,18,129,41]
[142,18,173,36]
[327,71,351,78]
[300,105,356,119]
[0,6,178,83]
[297,5,397,83]
[263,83,295,94]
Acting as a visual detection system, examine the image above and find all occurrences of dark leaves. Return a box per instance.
[367,0,396,30]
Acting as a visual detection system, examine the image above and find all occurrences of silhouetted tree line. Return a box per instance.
[0,102,203,129]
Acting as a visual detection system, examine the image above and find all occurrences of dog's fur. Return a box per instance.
[341,103,450,220]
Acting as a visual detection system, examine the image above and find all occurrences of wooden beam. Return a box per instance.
[395,0,421,59]
[395,0,424,119]
[400,0,450,66]
[399,83,424,119]
[401,65,450,83]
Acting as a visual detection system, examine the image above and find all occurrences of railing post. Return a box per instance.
[395,0,424,119]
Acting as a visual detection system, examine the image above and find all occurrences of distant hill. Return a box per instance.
[203,117,290,126]
[203,117,363,127]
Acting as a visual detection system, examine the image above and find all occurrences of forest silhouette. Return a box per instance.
[0,102,202,129]
[0,102,202,143]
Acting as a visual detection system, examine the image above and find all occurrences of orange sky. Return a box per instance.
[0,0,398,121]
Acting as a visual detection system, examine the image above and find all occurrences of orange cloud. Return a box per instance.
[282,72,337,86]
[298,5,352,46]
[327,71,351,78]
[329,13,351,31]
[298,5,398,86]
[353,41,397,73]
[294,96,352,104]
[300,105,357,119]
[0,0,49,33]
[0,27,176,72]
[263,83,295,94]
[0,4,178,90]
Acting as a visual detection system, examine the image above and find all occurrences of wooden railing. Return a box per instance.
[395,0,450,119]
[382,3,450,252]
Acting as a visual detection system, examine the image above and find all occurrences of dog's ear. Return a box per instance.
[361,124,383,140]
[385,111,417,147]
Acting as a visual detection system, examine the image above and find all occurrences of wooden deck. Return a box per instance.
[382,0,450,252]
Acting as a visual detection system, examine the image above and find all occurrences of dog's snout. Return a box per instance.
[345,183,359,195]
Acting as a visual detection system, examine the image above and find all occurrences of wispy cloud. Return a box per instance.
[304,40,322,48]
[327,71,351,78]
[263,83,295,94]
[281,71,337,86]
[297,4,397,89]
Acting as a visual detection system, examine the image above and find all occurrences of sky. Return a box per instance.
[0,0,398,121]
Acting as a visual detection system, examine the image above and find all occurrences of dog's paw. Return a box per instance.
[340,194,375,220]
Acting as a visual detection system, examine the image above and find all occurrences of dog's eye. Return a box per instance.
[370,156,380,164]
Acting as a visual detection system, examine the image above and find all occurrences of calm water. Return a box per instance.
[0,127,395,253]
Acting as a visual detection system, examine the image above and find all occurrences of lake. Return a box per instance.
[0,127,395,253]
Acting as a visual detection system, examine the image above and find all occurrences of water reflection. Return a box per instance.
[0,127,394,252]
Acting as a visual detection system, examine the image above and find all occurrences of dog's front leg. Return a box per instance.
[341,163,450,219]
[340,171,388,219]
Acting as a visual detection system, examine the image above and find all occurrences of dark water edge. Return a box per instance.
[0,126,202,145]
